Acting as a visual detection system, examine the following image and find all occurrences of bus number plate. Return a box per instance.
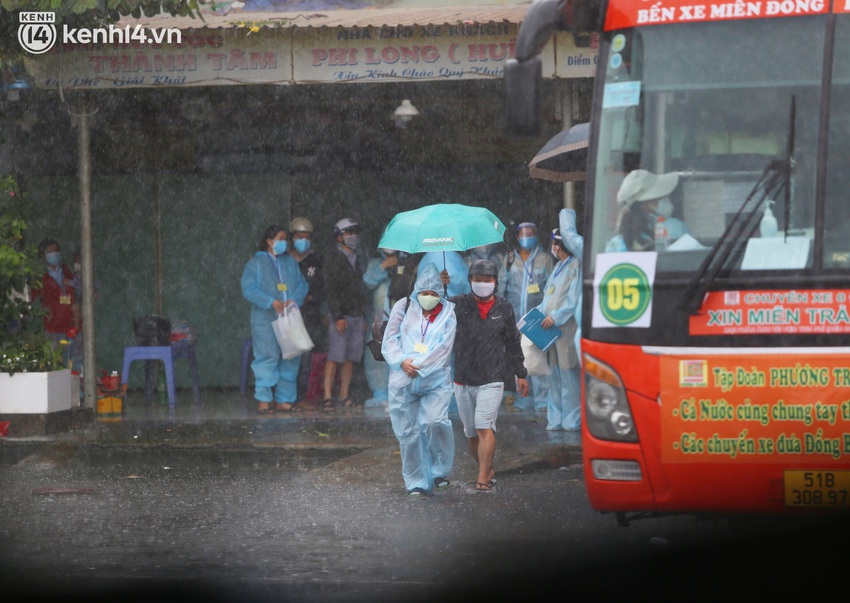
[784,471,850,507]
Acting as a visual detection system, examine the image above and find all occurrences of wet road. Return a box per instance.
[1,447,847,602]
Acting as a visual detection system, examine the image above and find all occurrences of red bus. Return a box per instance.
[508,0,850,524]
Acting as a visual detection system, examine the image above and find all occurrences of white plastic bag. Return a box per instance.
[272,305,314,360]
[521,334,549,376]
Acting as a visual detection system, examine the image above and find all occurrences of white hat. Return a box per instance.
[333,217,360,236]
[617,169,680,206]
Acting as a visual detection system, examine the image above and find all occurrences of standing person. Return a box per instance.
[419,250,469,298]
[362,248,421,409]
[33,238,80,367]
[386,251,420,308]
[362,248,395,409]
[534,221,582,431]
[323,217,369,412]
[288,217,326,402]
[382,264,457,497]
[450,259,528,493]
[499,222,553,412]
[241,225,309,414]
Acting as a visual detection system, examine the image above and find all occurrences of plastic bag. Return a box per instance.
[272,305,314,360]
[521,334,549,376]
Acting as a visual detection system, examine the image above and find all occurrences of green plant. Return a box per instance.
[0,174,62,374]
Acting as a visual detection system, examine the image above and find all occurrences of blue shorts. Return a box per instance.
[454,382,504,438]
[327,315,366,363]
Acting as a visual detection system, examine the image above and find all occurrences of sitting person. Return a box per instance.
[606,169,680,252]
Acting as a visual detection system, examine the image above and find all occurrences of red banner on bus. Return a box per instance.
[605,0,831,31]
[660,355,850,464]
[689,289,850,336]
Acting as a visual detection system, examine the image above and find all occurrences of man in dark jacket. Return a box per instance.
[449,259,528,493]
[322,217,369,411]
[288,216,325,401]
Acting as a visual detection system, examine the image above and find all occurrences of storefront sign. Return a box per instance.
[26,25,595,89]
[690,289,850,335]
[660,354,850,464]
[605,0,831,30]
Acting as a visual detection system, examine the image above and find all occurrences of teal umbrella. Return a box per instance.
[378,203,507,254]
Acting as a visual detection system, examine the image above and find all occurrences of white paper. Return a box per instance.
[741,236,811,270]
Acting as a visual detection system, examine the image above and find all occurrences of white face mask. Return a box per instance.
[418,294,440,311]
[656,197,674,218]
[471,281,496,298]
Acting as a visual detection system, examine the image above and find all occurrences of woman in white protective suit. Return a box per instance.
[381,263,457,497]
[534,210,583,431]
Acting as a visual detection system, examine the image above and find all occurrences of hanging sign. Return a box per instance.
[592,252,657,328]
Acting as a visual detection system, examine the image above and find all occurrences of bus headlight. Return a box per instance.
[583,354,638,442]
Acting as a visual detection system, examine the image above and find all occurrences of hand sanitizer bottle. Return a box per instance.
[760,200,778,238]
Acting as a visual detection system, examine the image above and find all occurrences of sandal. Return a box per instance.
[322,399,335,413]
[257,403,274,415]
[475,481,494,493]
[341,397,363,409]
[275,402,298,413]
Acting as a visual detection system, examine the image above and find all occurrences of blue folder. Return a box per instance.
[517,307,561,352]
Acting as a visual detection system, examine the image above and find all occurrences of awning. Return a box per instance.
[113,5,528,30]
[25,4,598,89]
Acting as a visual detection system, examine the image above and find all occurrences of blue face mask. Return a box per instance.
[518,236,537,250]
[293,239,311,254]
[272,239,288,255]
[45,251,61,266]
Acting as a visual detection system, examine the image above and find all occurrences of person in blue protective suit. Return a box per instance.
[241,224,309,414]
[382,263,457,498]
[498,222,553,412]
[534,222,582,431]
[557,208,585,363]
[419,250,470,298]
[361,249,396,410]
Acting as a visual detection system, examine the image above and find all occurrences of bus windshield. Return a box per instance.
[589,16,841,276]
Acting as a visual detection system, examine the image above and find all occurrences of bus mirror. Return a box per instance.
[515,0,601,60]
[505,56,542,136]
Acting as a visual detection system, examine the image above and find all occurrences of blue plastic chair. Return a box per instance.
[172,339,201,403]
[121,346,176,412]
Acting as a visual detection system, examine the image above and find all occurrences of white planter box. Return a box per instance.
[0,369,72,414]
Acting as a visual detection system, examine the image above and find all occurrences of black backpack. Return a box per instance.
[367,297,410,362]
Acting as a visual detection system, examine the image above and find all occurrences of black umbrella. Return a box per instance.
[528,122,589,182]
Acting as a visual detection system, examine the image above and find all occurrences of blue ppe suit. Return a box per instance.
[499,243,553,412]
[534,252,581,431]
[362,257,391,408]
[382,264,457,492]
[419,251,470,298]
[558,208,584,362]
[241,251,309,404]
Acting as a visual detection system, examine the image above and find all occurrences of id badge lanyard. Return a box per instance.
[415,314,431,354]
[267,252,289,305]
[520,246,539,315]
[548,256,572,295]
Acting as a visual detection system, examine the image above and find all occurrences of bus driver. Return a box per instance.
[606,169,682,252]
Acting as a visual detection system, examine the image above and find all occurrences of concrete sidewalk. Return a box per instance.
[0,390,582,483]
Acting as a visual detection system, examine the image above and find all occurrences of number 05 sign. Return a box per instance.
[592,252,657,328]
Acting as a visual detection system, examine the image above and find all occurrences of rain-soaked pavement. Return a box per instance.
[1,389,848,601]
